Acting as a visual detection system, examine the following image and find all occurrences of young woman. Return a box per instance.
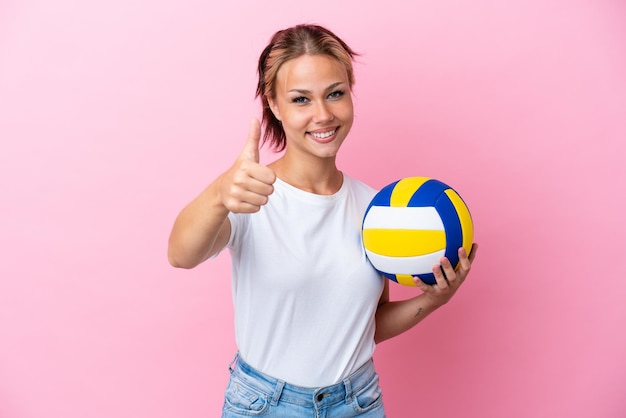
[168,24,477,418]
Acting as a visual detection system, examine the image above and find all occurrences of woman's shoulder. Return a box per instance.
[342,174,377,200]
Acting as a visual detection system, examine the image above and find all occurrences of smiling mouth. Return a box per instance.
[309,128,337,140]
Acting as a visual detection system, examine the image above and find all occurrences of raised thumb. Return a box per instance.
[240,118,261,163]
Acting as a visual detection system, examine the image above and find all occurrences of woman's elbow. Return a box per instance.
[167,250,200,269]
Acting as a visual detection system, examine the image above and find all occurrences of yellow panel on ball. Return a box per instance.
[389,177,430,207]
[444,188,474,256]
[362,229,446,257]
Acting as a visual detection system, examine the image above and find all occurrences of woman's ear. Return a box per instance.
[267,97,281,122]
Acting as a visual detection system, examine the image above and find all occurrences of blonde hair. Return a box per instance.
[256,24,358,151]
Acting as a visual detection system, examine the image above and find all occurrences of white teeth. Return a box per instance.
[311,129,336,139]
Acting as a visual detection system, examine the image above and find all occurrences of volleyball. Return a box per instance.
[362,177,474,286]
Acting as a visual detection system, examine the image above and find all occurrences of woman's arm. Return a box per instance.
[374,244,478,343]
[167,183,232,269]
[167,119,276,269]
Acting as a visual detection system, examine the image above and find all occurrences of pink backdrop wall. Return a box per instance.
[1,1,625,417]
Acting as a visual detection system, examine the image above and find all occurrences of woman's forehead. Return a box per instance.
[275,55,349,91]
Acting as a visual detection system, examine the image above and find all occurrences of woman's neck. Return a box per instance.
[268,156,343,195]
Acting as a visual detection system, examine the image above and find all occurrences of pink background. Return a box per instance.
[1,0,625,417]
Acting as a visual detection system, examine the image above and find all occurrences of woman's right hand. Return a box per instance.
[216,118,276,213]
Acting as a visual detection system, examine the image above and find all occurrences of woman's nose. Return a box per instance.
[313,101,334,123]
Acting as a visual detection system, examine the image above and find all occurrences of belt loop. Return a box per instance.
[343,377,353,404]
[270,380,285,406]
[228,352,239,374]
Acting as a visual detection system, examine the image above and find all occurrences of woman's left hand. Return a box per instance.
[413,243,478,307]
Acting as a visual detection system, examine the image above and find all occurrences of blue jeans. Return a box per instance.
[221,353,386,417]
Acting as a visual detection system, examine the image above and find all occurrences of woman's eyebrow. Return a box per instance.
[288,82,346,95]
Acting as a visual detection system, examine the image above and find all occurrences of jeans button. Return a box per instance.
[316,393,324,402]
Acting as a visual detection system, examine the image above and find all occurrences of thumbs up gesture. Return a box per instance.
[217,118,276,213]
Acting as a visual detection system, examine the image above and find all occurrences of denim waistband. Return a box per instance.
[229,353,377,407]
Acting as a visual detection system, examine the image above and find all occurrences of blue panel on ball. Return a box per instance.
[415,272,436,285]
[381,271,398,283]
[363,180,400,223]
[407,179,449,207]
[373,180,399,206]
[435,192,463,268]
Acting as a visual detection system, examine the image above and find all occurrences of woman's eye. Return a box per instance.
[292,96,309,104]
[328,90,345,100]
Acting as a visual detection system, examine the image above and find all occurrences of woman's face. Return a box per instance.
[268,54,354,161]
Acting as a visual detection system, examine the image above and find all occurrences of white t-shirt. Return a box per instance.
[226,174,385,387]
